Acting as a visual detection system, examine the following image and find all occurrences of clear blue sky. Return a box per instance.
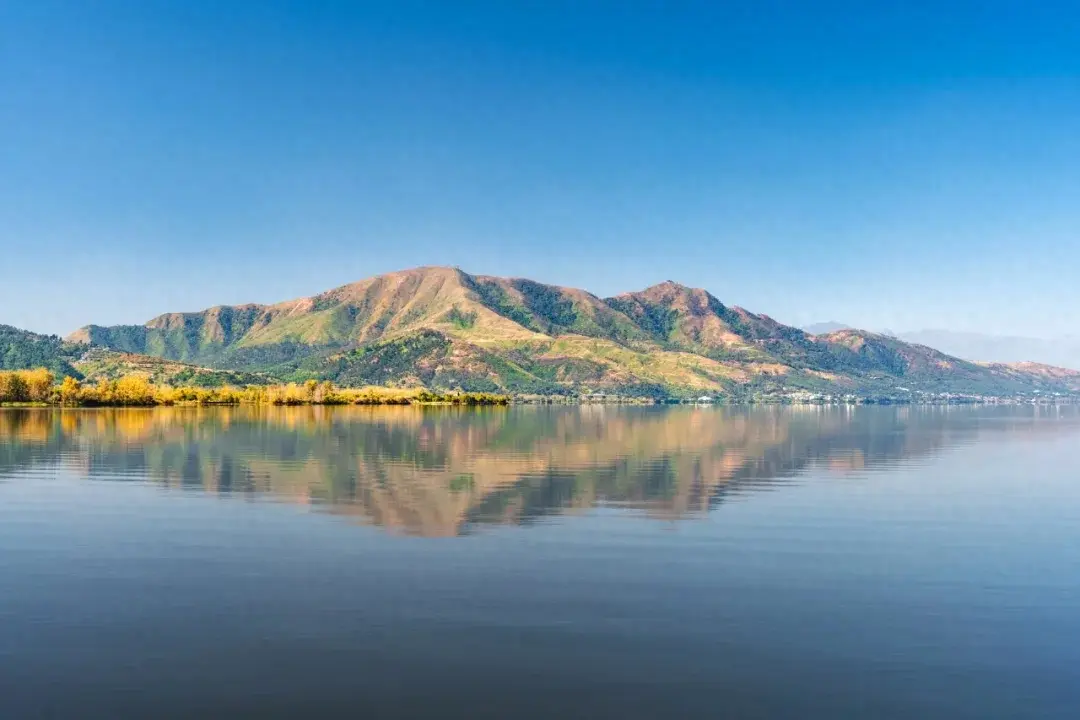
[2,1,1077,337]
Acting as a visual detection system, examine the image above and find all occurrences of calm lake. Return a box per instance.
[1,405,1078,718]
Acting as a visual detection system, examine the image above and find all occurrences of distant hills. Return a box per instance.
[39,266,1076,399]
[804,323,1080,373]
[802,321,852,335]
[897,330,1080,371]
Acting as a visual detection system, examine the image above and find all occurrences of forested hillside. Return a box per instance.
[0,325,80,377]
[0,325,268,389]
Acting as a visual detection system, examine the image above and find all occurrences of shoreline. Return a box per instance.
[2,366,1076,409]
[3,397,1076,409]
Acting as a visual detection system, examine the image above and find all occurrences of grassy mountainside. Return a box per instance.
[64,267,1080,399]
[72,348,269,387]
[606,281,865,372]
[980,361,1080,393]
[0,324,269,388]
[1,325,81,377]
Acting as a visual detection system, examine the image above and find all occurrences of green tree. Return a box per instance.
[0,371,29,403]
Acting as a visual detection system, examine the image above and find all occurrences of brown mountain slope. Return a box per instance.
[604,280,820,362]
[68,267,550,364]
[606,282,754,351]
[980,361,1080,393]
[64,267,1080,398]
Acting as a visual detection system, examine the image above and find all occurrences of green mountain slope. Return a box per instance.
[64,267,1080,399]
[72,348,269,387]
[69,268,546,366]
[0,324,263,388]
[606,281,846,366]
[1,325,81,377]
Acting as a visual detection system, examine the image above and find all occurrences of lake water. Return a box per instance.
[1,405,1078,718]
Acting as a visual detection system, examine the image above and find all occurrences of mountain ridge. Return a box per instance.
[803,323,1080,371]
[55,266,1080,399]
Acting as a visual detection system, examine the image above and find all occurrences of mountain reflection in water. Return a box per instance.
[1,404,1076,536]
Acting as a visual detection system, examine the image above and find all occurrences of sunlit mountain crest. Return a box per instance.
[53,267,1080,398]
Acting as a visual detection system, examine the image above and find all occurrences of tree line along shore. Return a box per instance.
[0,369,508,407]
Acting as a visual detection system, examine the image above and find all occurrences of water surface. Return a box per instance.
[1,405,1078,718]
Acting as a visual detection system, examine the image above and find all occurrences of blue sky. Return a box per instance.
[2,1,1077,337]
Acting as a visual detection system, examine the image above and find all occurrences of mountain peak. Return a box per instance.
[636,280,695,296]
[49,267,1080,398]
[651,280,685,291]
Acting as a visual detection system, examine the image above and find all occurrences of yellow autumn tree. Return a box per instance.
[23,369,54,403]
[58,376,82,404]
[0,371,31,403]
[85,379,117,405]
[113,376,156,406]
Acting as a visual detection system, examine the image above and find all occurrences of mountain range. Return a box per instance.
[4,267,1078,399]
[803,323,1080,371]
